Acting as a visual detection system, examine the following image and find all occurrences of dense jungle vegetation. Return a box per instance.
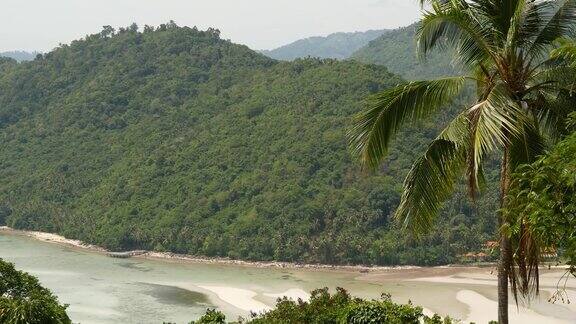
[0,23,498,266]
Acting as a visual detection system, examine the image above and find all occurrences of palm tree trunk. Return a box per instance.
[498,147,512,324]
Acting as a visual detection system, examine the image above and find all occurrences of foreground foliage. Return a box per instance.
[193,288,454,324]
[0,259,70,324]
[507,131,576,282]
[0,23,497,266]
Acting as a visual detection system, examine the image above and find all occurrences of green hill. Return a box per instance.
[0,23,495,265]
[260,30,387,61]
[352,23,458,80]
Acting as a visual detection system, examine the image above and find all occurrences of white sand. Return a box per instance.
[198,286,272,313]
[421,307,436,318]
[0,226,105,251]
[408,275,497,286]
[263,288,310,301]
[457,290,571,324]
[410,270,576,289]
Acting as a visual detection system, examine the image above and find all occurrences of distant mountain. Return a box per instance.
[0,51,39,62]
[352,23,459,80]
[262,23,460,80]
[260,30,387,60]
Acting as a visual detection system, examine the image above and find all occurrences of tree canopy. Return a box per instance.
[0,259,71,324]
[506,129,576,281]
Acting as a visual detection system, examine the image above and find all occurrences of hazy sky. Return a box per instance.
[0,0,422,52]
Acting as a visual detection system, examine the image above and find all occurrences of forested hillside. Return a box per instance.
[0,23,495,265]
[260,30,386,61]
[352,23,458,80]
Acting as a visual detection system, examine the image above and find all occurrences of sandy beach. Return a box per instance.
[0,226,422,272]
[0,226,106,252]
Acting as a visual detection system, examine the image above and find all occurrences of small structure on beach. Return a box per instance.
[460,252,489,263]
[107,250,147,259]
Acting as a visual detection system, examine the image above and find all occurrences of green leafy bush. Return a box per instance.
[226,288,447,324]
[192,288,459,323]
[507,132,576,277]
[0,259,71,324]
[193,309,226,324]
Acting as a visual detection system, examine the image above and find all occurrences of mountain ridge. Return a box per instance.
[0,51,40,62]
[260,29,387,60]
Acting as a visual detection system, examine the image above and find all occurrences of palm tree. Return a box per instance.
[348,1,576,323]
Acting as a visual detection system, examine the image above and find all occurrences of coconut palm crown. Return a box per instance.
[349,1,576,323]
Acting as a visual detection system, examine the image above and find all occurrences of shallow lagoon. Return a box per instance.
[1,233,574,323]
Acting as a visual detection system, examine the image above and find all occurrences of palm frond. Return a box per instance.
[467,84,528,191]
[348,77,466,169]
[509,218,542,304]
[531,91,576,142]
[550,37,576,66]
[476,0,524,43]
[515,0,551,48]
[534,64,576,93]
[418,0,451,7]
[528,0,576,57]
[418,1,495,65]
[507,124,547,303]
[438,110,470,144]
[396,136,467,235]
[509,117,547,170]
[505,0,549,52]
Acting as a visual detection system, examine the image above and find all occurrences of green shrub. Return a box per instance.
[193,287,453,324]
[0,258,71,324]
[344,293,422,324]
[192,309,226,324]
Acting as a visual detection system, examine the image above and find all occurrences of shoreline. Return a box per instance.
[0,226,429,272]
[0,226,443,272]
